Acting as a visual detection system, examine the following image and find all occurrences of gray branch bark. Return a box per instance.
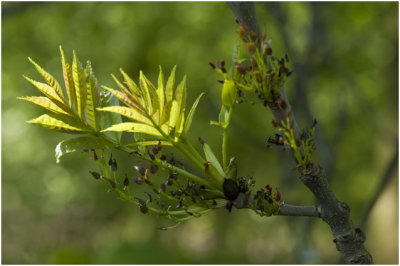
[227,2,374,264]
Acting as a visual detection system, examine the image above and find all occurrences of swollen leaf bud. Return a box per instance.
[221,79,236,107]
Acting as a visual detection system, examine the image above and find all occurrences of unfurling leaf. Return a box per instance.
[55,136,117,163]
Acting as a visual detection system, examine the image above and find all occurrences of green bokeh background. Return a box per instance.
[2,2,398,264]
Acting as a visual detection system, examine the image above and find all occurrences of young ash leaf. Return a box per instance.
[28,57,64,99]
[72,51,87,118]
[59,46,76,107]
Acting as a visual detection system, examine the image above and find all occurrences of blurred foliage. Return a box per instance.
[2,2,398,264]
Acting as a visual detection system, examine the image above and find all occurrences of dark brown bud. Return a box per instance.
[89,171,101,180]
[161,183,167,192]
[198,137,205,145]
[246,42,256,54]
[217,79,224,84]
[277,98,287,110]
[107,178,117,189]
[237,25,250,40]
[123,175,130,186]
[223,178,240,201]
[92,150,98,161]
[140,204,148,214]
[160,155,166,161]
[151,146,159,155]
[275,189,281,202]
[150,164,158,174]
[209,62,216,69]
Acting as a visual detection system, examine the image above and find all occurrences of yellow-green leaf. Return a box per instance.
[165,65,176,104]
[202,142,225,178]
[120,68,142,97]
[183,92,204,136]
[85,61,99,130]
[102,122,162,137]
[17,96,71,116]
[174,75,186,117]
[27,114,89,133]
[102,86,142,111]
[60,46,76,107]
[139,71,159,115]
[23,76,66,105]
[169,100,179,129]
[160,100,172,126]
[28,57,64,99]
[55,136,117,163]
[111,73,143,108]
[157,66,165,121]
[72,51,87,118]
[97,106,151,125]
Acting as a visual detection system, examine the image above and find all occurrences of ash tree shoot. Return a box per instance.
[19,3,373,264]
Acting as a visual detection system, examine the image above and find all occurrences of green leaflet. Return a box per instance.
[102,122,162,137]
[169,100,179,129]
[111,74,142,109]
[102,86,142,111]
[174,76,186,120]
[26,114,90,133]
[174,110,185,141]
[165,65,176,104]
[120,69,142,97]
[72,51,87,118]
[59,46,76,107]
[183,92,204,136]
[23,76,65,105]
[55,136,117,163]
[139,71,159,115]
[85,61,99,131]
[28,57,64,99]
[17,96,71,116]
[100,90,122,143]
[202,142,225,179]
[97,106,151,125]
[157,66,165,122]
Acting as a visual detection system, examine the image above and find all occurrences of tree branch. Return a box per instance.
[227,2,374,264]
[279,203,321,217]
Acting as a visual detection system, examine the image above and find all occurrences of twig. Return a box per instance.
[227,2,374,264]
